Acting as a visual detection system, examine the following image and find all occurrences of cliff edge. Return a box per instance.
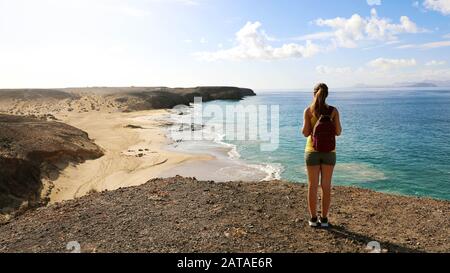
[1,177,448,253]
[0,87,256,115]
[0,115,104,212]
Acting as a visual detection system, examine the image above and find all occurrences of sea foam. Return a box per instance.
[164,106,283,182]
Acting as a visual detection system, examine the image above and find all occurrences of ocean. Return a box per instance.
[164,89,450,201]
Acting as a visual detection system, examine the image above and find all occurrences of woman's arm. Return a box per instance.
[302,108,312,137]
[333,109,342,136]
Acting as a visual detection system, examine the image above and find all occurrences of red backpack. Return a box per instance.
[312,106,336,152]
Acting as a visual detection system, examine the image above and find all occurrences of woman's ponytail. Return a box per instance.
[310,83,329,118]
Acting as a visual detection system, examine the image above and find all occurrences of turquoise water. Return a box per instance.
[204,89,450,200]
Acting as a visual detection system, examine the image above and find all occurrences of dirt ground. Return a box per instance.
[0,177,448,253]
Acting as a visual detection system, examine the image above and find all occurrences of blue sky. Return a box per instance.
[1,0,450,89]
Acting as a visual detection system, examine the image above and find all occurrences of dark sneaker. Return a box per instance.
[308,217,319,227]
[319,217,329,228]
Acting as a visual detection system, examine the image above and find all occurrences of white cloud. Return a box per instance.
[196,10,424,62]
[426,60,447,66]
[367,0,382,6]
[422,40,450,48]
[317,58,418,77]
[397,40,450,49]
[367,58,417,70]
[294,32,335,41]
[362,40,400,51]
[314,8,422,48]
[195,21,320,61]
[396,44,416,49]
[423,0,450,15]
[315,60,450,87]
[412,67,450,80]
[443,33,450,38]
[316,65,353,75]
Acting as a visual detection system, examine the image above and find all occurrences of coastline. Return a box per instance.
[0,87,260,205]
[48,110,214,203]
[1,88,449,253]
[158,105,283,182]
[49,107,281,203]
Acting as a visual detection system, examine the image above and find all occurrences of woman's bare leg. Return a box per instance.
[307,165,321,218]
[320,164,334,218]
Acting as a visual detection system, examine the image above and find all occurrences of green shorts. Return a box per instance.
[305,152,336,166]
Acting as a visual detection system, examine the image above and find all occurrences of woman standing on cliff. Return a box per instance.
[302,83,342,228]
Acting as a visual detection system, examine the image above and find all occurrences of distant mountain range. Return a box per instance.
[353,80,450,89]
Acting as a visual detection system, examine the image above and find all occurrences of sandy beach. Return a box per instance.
[0,88,257,206]
[48,110,214,203]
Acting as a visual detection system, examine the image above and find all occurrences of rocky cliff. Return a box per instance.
[0,115,104,212]
[106,86,256,111]
[0,87,256,115]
